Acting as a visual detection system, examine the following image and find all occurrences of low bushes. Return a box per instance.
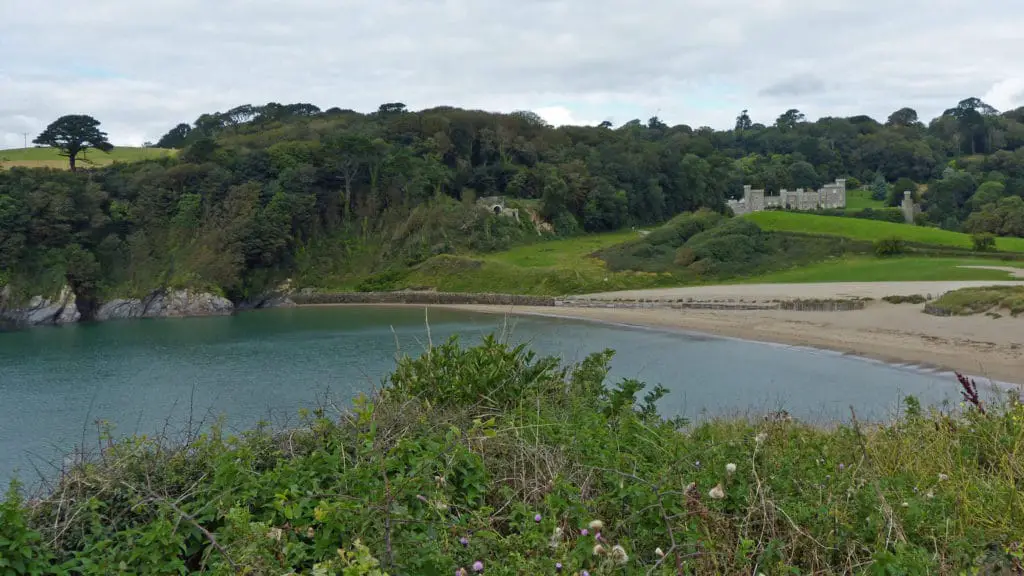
[926,285,1024,316]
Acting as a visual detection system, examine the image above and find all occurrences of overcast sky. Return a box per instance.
[2,0,1023,148]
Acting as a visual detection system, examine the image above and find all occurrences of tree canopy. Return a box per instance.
[5,98,1024,312]
[33,115,114,171]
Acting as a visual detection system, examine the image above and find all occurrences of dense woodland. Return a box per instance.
[3,98,1024,311]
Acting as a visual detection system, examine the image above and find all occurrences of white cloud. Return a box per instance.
[1,0,1023,147]
[534,106,600,127]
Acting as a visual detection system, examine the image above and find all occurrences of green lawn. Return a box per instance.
[844,188,886,210]
[481,230,641,268]
[746,211,1024,252]
[737,257,1024,284]
[0,146,175,169]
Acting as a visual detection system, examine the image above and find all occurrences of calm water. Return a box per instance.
[0,306,991,483]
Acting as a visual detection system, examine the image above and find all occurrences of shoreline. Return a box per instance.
[442,303,1024,386]
[298,300,1024,386]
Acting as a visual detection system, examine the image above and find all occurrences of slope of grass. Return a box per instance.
[0,146,175,169]
[746,211,1024,252]
[4,338,1023,574]
[845,188,887,210]
[482,230,641,268]
[738,257,1024,284]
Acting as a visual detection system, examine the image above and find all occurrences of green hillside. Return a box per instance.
[746,211,1024,252]
[0,146,175,169]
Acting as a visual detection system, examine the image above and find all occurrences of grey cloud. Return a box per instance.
[2,0,1024,146]
[758,74,827,98]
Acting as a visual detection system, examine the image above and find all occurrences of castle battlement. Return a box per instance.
[728,179,846,216]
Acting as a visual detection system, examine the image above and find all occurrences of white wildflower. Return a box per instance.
[655,547,665,558]
[709,483,726,500]
[266,527,283,541]
[588,519,604,532]
[610,544,629,564]
[901,501,909,508]
[549,527,563,549]
[938,473,949,482]
[926,490,935,500]
[725,463,737,475]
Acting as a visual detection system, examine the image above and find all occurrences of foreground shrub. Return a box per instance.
[874,236,906,256]
[972,233,997,252]
[3,338,1024,574]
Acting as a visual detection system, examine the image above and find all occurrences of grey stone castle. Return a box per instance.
[727,179,847,215]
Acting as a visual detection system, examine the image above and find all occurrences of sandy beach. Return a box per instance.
[447,303,1024,384]
[439,280,1024,386]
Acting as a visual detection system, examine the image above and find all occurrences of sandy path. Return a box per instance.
[958,266,1024,279]
[445,302,1024,385]
[573,280,1024,302]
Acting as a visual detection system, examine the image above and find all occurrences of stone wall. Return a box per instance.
[292,291,556,307]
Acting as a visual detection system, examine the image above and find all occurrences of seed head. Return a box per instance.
[593,544,606,556]
[725,463,737,475]
[709,483,726,500]
[611,544,629,564]
[655,547,665,557]
[588,519,604,531]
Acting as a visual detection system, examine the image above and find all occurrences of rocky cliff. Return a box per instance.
[1,286,237,329]
[95,289,235,321]
[0,285,81,329]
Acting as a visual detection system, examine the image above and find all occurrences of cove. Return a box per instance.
[0,306,987,483]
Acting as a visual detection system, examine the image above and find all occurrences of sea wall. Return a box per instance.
[293,292,865,312]
[556,297,866,312]
[292,291,556,307]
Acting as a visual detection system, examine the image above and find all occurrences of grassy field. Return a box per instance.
[0,146,175,169]
[738,256,1024,284]
[746,211,1024,252]
[844,188,887,210]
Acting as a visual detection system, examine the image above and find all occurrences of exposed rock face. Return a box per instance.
[0,285,81,328]
[96,289,235,321]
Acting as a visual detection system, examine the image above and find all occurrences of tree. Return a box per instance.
[735,110,752,131]
[775,109,805,131]
[788,161,821,190]
[886,107,922,128]
[871,172,888,201]
[155,123,192,148]
[33,115,113,171]
[888,177,917,206]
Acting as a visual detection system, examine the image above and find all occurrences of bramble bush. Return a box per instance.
[2,337,1024,574]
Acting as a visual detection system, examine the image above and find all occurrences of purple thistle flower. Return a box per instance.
[534,513,542,523]
[459,536,469,547]
[580,528,589,536]
[839,463,845,471]
[555,562,563,572]
[472,560,484,572]
[582,571,590,576]
[596,532,603,542]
